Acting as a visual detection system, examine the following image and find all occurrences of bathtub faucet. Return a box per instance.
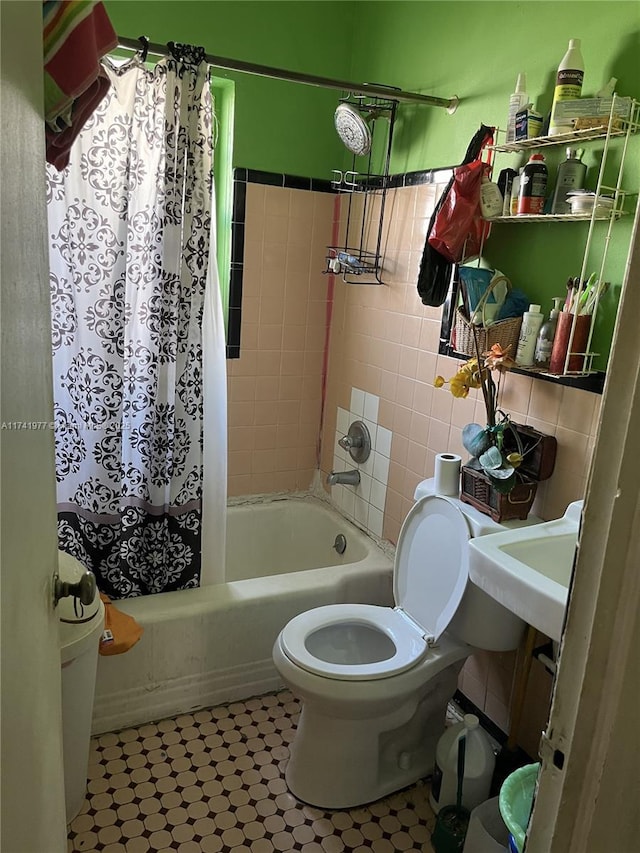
[326,469,360,486]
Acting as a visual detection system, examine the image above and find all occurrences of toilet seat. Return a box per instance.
[279,496,472,683]
[279,603,428,681]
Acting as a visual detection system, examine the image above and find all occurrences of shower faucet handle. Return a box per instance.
[338,420,371,464]
[338,434,361,450]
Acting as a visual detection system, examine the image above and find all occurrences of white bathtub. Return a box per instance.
[92,497,393,734]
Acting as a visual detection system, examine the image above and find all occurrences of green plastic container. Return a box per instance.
[498,762,540,853]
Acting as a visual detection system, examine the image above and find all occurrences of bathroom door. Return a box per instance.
[0,2,67,851]
[527,192,640,851]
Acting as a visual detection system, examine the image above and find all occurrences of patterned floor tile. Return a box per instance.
[67,691,436,852]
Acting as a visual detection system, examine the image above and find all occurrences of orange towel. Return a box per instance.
[99,592,144,656]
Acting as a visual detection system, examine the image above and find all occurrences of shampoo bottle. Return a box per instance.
[551,148,587,214]
[534,297,564,368]
[516,304,544,366]
[549,39,585,136]
[507,73,529,143]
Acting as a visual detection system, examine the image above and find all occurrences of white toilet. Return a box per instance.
[272,479,533,809]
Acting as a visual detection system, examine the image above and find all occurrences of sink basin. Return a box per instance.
[468,501,582,641]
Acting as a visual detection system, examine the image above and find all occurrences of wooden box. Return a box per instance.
[503,422,557,482]
[459,423,556,522]
[460,464,538,522]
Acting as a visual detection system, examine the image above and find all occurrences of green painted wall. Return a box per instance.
[105,1,354,177]
[106,1,639,369]
[347,1,640,368]
[348,2,639,172]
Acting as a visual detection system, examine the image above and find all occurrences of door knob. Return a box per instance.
[53,569,97,607]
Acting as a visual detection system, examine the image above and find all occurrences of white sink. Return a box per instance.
[468,501,582,641]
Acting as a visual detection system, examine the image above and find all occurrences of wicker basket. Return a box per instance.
[455,273,522,357]
[454,309,522,357]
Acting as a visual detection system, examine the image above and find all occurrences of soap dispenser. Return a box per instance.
[534,298,564,369]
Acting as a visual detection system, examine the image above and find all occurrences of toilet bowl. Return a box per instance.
[273,480,533,809]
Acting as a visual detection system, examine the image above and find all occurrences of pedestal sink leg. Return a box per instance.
[507,625,538,751]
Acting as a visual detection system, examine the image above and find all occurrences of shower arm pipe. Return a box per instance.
[117,36,460,112]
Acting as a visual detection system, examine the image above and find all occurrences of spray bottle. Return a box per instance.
[534,298,564,369]
[549,39,585,136]
[507,73,529,143]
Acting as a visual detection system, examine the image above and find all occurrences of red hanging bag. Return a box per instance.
[428,128,495,263]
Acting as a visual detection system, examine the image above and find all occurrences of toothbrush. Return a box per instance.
[583,280,609,315]
[579,272,598,313]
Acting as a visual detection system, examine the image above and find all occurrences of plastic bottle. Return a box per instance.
[534,297,564,368]
[551,148,587,214]
[517,153,548,215]
[507,73,529,144]
[498,168,518,216]
[549,39,585,136]
[516,304,545,366]
[510,170,522,216]
[595,76,617,99]
[429,714,496,814]
[480,174,504,220]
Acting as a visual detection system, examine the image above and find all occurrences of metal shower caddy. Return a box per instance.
[325,93,398,285]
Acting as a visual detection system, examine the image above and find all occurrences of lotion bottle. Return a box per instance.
[549,39,585,136]
[507,73,529,143]
[516,304,544,366]
[480,174,504,219]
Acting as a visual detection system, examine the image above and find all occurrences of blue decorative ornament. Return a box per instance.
[462,423,492,458]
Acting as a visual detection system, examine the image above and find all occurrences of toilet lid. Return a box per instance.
[394,496,470,641]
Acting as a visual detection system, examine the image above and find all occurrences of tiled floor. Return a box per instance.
[68,691,437,853]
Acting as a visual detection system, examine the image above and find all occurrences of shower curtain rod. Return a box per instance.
[117,36,459,112]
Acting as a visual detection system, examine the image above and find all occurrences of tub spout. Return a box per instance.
[327,469,360,486]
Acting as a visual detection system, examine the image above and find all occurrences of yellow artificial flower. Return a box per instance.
[449,373,471,398]
[434,360,482,399]
[459,358,483,389]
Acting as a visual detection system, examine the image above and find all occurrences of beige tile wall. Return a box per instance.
[235,177,602,752]
[227,184,335,496]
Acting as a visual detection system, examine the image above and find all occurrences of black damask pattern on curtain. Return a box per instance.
[47,48,214,598]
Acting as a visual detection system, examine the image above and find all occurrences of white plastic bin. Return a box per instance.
[58,553,104,823]
[463,796,510,853]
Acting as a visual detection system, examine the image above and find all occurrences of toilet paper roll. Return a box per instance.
[434,453,462,497]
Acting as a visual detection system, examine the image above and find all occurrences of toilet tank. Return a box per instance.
[413,479,540,651]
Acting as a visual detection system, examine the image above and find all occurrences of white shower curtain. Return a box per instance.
[46,45,226,597]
